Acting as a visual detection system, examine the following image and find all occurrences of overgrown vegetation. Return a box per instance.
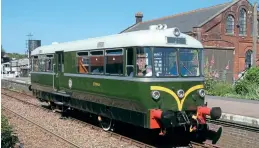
[205,67,259,100]
[1,115,19,148]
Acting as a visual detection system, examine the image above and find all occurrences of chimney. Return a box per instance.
[135,12,143,24]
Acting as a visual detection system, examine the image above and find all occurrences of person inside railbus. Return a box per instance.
[136,64,143,76]
[145,65,152,77]
[142,65,147,75]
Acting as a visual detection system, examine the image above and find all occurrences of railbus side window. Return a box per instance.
[105,49,123,75]
[32,56,39,72]
[45,54,54,72]
[90,50,104,74]
[38,56,46,72]
[33,55,54,72]
[77,51,89,74]
[135,47,152,77]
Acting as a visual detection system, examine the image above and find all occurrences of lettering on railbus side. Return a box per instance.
[93,82,101,87]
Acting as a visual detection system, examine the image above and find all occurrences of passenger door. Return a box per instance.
[54,51,64,91]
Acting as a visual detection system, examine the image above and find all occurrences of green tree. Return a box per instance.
[7,53,26,59]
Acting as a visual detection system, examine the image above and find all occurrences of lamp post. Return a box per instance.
[252,2,258,67]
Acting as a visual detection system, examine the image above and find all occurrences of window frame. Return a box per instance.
[178,48,201,77]
[239,8,247,36]
[225,14,235,35]
[134,46,153,78]
[104,48,124,76]
[245,49,253,69]
[152,46,179,78]
[133,46,203,78]
[76,51,90,74]
[32,54,54,72]
[89,50,104,75]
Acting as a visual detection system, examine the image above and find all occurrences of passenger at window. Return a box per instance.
[92,68,100,73]
[136,64,143,76]
[145,65,152,77]
[142,65,147,75]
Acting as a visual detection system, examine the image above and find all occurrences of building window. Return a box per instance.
[105,49,123,75]
[226,15,235,34]
[245,50,253,69]
[239,8,247,36]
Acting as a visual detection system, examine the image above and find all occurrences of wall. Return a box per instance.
[198,0,259,81]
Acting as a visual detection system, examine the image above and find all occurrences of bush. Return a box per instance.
[204,77,217,91]
[206,81,234,96]
[243,67,259,84]
[234,80,249,95]
[245,83,259,100]
[234,67,259,96]
[1,115,18,148]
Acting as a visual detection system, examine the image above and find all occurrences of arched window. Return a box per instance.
[239,8,247,35]
[226,15,235,34]
[245,50,253,69]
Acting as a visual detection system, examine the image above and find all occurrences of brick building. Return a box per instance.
[121,0,259,83]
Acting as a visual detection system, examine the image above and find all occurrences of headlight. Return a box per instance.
[198,89,205,97]
[151,91,160,101]
[174,28,181,37]
[177,89,185,98]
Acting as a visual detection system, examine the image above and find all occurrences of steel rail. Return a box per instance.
[2,106,81,148]
[1,89,155,148]
[2,87,222,148]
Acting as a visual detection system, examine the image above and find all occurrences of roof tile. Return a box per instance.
[123,1,235,33]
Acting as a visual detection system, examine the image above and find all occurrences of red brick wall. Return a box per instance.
[197,0,259,80]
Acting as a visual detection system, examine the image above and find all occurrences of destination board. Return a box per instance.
[167,37,186,44]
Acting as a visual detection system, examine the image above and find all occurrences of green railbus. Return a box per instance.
[30,25,222,144]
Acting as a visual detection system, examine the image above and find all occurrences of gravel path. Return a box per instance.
[2,109,74,148]
[2,95,138,148]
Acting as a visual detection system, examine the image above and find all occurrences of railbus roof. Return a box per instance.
[31,27,203,56]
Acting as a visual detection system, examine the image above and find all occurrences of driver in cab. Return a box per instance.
[145,65,152,77]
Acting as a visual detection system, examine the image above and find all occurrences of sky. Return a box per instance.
[1,0,257,54]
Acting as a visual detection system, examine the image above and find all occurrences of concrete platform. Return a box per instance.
[2,77,31,84]
[205,95,259,127]
[2,77,259,127]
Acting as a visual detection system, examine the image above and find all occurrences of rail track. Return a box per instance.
[1,87,220,148]
[2,106,81,148]
[207,118,259,133]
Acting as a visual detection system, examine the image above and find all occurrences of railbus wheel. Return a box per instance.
[98,115,114,131]
[48,101,56,112]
